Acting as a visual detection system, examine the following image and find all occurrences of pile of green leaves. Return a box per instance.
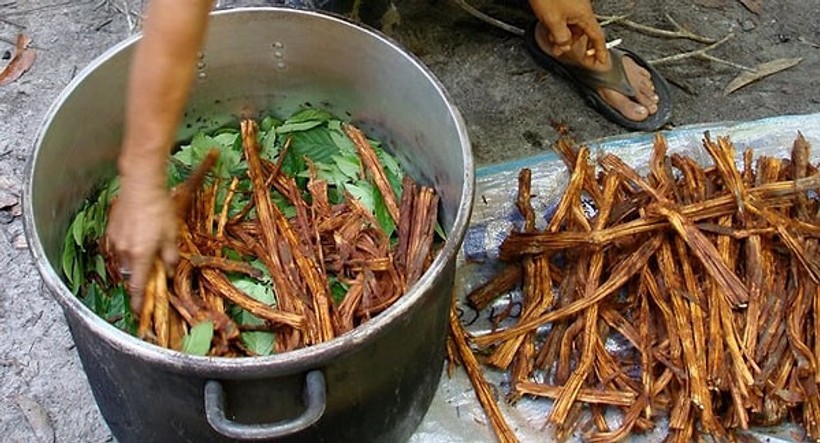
[62,108,408,356]
[62,178,138,334]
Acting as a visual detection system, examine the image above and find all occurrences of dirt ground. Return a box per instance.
[0,0,817,441]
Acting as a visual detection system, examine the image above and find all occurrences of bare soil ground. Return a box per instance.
[0,0,817,441]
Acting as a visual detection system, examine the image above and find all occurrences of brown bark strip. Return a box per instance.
[345,257,393,272]
[335,274,365,334]
[804,392,820,441]
[152,260,170,348]
[708,215,731,389]
[549,171,619,425]
[744,201,820,282]
[200,269,302,328]
[791,132,812,220]
[204,178,219,237]
[547,147,590,233]
[488,169,554,370]
[277,174,317,254]
[655,203,749,307]
[171,257,202,324]
[173,148,220,218]
[551,138,604,204]
[593,338,643,394]
[668,237,718,433]
[786,262,817,375]
[515,382,636,406]
[586,396,649,443]
[449,305,519,443]
[466,264,522,311]
[638,282,654,419]
[696,223,775,238]
[517,168,536,231]
[599,308,641,350]
[590,404,610,435]
[168,308,186,351]
[186,254,263,278]
[137,269,157,341]
[755,263,789,364]
[405,186,439,286]
[702,135,747,217]
[643,267,682,365]
[548,253,602,426]
[395,175,417,273]
[243,120,331,341]
[241,120,293,286]
[275,207,336,343]
[509,169,561,396]
[499,172,820,259]
[343,124,400,224]
[556,317,584,385]
[263,135,293,189]
[815,283,820,387]
[307,175,332,220]
[474,235,661,347]
[215,176,240,248]
[237,129,307,345]
[649,132,677,198]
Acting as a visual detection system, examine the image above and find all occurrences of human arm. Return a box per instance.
[106,0,214,313]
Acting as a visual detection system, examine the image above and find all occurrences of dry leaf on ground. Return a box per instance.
[738,0,763,14]
[724,57,802,95]
[0,34,36,86]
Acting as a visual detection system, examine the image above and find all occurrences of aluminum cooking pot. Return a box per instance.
[24,8,473,442]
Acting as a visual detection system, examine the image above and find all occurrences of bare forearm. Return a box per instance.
[119,0,214,185]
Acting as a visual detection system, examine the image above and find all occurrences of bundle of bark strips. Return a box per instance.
[448,133,820,442]
[114,119,439,356]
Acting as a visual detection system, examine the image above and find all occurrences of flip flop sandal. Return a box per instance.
[524,21,673,132]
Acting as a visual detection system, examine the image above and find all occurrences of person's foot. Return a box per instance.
[534,24,659,122]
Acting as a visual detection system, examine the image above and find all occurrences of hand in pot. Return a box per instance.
[105,0,213,312]
[106,175,178,313]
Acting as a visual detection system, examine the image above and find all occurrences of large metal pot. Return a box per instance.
[24,8,473,442]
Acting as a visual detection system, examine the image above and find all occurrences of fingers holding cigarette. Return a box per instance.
[585,38,622,57]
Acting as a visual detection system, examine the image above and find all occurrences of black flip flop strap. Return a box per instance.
[564,48,637,98]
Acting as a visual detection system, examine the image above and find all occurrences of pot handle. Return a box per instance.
[204,370,327,440]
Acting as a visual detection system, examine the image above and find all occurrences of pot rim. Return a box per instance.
[23,7,474,379]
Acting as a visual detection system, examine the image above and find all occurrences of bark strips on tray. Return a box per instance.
[450,133,820,442]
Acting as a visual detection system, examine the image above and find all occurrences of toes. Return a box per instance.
[623,58,654,91]
[599,88,650,122]
[622,57,659,116]
[570,48,665,123]
[643,96,659,115]
[640,77,655,93]
[635,82,658,114]
[638,67,651,80]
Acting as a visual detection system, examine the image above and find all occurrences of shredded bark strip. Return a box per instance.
[450,133,820,442]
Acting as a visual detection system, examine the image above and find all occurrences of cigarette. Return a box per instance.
[585,38,623,56]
